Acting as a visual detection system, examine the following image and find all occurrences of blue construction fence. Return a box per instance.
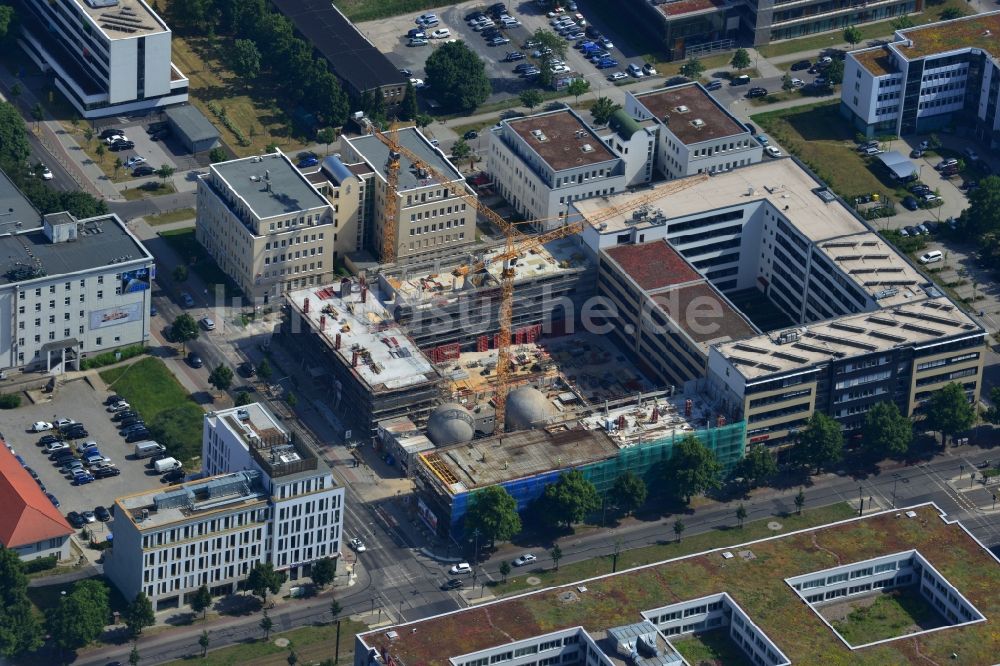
[449,421,746,537]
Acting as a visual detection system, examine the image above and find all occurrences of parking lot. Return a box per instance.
[93,116,207,184]
[2,379,171,522]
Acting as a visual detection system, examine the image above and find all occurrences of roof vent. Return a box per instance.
[674,105,690,113]
[581,143,594,153]
[690,118,706,129]
[534,131,548,142]
[984,29,991,36]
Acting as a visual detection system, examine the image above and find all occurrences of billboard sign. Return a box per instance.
[417,497,438,533]
[121,268,151,294]
[89,302,143,330]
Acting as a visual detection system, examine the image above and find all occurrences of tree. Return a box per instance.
[329,598,342,622]
[199,630,210,658]
[0,547,43,657]
[125,592,155,637]
[156,164,175,183]
[287,650,298,666]
[843,26,862,46]
[663,435,722,504]
[82,126,94,146]
[735,444,777,489]
[550,544,562,570]
[566,78,590,103]
[47,579,110,651]
[96,143,106,164]
[114,156,123,179]
[736,503,747,529]
[498,560,511,584]
[590,97,621,126]
[794,488,805,515]
[963,176,1000,236]
[464,485,522,548]
[540,470,601,528]
[451,138,471,160]
[311,557,336,588]
[861,402,912,458]
[424,42,490,112]
[795,412,843,473]
[286,392,298,407]
[170,313,200,351]
[827,59,845,85]
[191,585,212,620]
[680,58,705,80]
[231,39,261,82]
[8,82,20,104]
[673,518,685,542]
[940,6,965,20]
[0,102,31,166]
[316,127,336,155]
[892,15,914,30]
[0,5,13,42]
[257,358,273,381]
[173,265,189,282]
[782,73,795,92]
[730,48,751,71]
[236,391,254,407]
[987,387,1000,425]
[208,364,234,391]
[399,82,418,122]
[609,471,647,516]
[260,610,273,640]
[923,382,975,446]
[415,113,433,129]
[519,88,543,110]
[30,103,43,131]
[527,28,567,87]
[246,562,286,606]
[129,644,141,666]
[209,146,227,163]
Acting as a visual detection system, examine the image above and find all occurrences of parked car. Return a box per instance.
[406,28,425,38]
[463,130,479,140]
[487,36,511,46]
[132,165,155,177]
[180,292,195,307]
[45,441,69,454]
[441,578,464,590]
[642,63,658,76]
[109,140,134,152]
[118,416,145,429]
[104,134,127,145]
[73,472,95,485]
[125,429,152,443]
[755,134,769,146]
[513,553,537,567]
[121,423,149,436]
[238,361,256,377]
[297,155,319,168]
[730,74,751,86]
[936,158,958,171]
[100,128,125,140]
[39,434,61,445]
[429,28,451,39]
[349,537,367,552]
[705,80,723,91]
[407,37,429,46]
[790,59,811,71]
[902,196,919,211]
[31,421,53,432]
[607,71,627,81]
[94,506,111,522]
[596,59,619,69]
[765,146,783,158]
[93,465,121,479]
[904,225,919,236]
[107,401,130,412]
[626,63,644,77]
[187,352,203,368]
[39,165,53,180]
[863,146,883,156]
[504,51,525,62]
[67,511,86,527]
[46,493,60,508]
[81,511,97,523]
[449,562,472,575]
[112,409,138,422]
[200,317,216,331]
[910,149,924,158]
[746,87,768,98]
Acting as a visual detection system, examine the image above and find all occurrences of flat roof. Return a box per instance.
[419,427,620,495]
[655,281,760,347]
[716,297,981,379]
[633,84,747,145]
[816,231,927,307]
[286,282,439,392]
[894,11,1000,60]
[117,471,268,530]
[657,0,726,17]
[347,128,465,192]
[270,0,404,93]
[505,109,619,172]
[574,160,868,242]
[578,395,706,448]
[852,47,898,76]
[210,151,329,221]
[75,0,167,39]
[208,403,289,448]
[0,169,41,231]
[164,104,219,144]
[603,240,701,291]
[0,214,149,286]
[359,504,1000,665]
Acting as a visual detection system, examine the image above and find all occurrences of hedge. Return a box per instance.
[81,344,147,370]
[24,555,58,574]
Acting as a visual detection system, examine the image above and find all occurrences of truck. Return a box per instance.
[134,441,166,458]
[154,457,182,473]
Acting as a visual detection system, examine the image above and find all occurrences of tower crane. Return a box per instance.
[369,126,709,433]
[378,127,402,264]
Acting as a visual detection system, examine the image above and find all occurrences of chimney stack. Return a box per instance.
[303,298,310,314]
[335,333,341,349]
[320,315,326,331]
[352,350,359,367]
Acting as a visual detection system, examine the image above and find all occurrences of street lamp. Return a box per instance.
[858,485,864,516]
[892,473,900,509]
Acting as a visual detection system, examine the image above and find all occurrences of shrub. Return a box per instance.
[24,555,57,573]
[0,393,21,409]
[81,344,147,370]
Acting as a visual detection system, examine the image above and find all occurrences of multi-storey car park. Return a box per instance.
[568,157,984,450]
[353,504,1000,666]
[107,402,344,610]
[16,0,188,118]
[842,11,1000,142]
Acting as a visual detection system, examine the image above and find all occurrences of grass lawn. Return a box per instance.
[121,182,177,201]
[335,0,451,22]
[673,630,753,666]
[99,357,204,464]
[158,228,242,298]
[759,0,975,59]
[829,587,946,646]
[494,502,856,596]
[751,101,902,201]
[164,619,366,666]
[145,208,197,226]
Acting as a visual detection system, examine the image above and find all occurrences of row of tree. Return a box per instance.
[464,385,976,549]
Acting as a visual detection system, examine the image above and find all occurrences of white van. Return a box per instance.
[919,250,943,264]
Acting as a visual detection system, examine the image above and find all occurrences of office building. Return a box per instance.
[107,402,343,610]
[842,12,1000,141]
[0,212,154,372]
[488,109,628,229]
[17,0,189,118]
[342,128,476,264]
[0,442,73,562]
[354,504,997,665]
[569,159,984,449]
[196,150,346,302]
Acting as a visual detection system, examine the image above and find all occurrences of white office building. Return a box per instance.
[0,211,154,372]
[17,0,188,118]
[488,108,627,230]
[107,403,344,610]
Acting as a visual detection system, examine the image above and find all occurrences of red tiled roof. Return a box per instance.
[604,240,701,292]
[0,443,72,549]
